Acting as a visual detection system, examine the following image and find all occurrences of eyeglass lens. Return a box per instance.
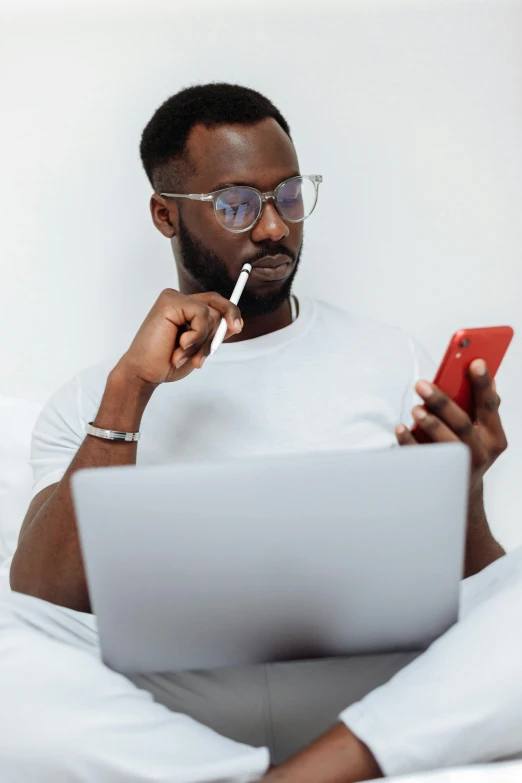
[215,188,260,231]
[214,177,317,232]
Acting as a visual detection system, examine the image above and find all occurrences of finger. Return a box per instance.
[206,306,244,342]
[171,343,197,370]
[171,308,213,368]
[492,385,501,407]
[187,294,247,369]
[189,348,208,370]
[172,339,206,370]
[193,292,243,337]
[411,405,460,443]
[165,301,209,349]
[415,380,476,444]
[491,379,501,406]
[468,360,507,460]
[178,324,210,353]
[188,338,216,370]
[395,424,418,446]
[415,380,492,467]
[469,359,503,427]
[188,308,232,369]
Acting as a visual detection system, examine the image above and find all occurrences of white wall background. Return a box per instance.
[1,0,521,547]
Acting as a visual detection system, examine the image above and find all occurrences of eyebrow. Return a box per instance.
[209,172,300,192]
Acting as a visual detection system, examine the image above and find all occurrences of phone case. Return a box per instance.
[411,325,514,443]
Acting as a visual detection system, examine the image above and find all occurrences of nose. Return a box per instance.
[250,199,289,243]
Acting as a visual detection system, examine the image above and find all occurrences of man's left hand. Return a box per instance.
[395,358,507,492]
[395,358,506,576]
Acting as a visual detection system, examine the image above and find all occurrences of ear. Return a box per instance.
[150,194,179,238]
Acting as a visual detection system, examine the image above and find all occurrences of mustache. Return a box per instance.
[244,244,296,266]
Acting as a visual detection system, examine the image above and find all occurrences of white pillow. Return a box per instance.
[0,393,42,567]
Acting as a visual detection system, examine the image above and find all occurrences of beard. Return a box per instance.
[177,212,302,317]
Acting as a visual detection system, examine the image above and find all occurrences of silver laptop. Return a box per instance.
[72,443,469,674]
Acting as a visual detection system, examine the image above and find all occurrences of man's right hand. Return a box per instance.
[114,288,243,388]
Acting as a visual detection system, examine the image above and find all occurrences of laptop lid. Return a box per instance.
[72,443,469,674]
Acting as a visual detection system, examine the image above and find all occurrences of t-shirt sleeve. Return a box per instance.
[399,336,437,427]
[30,376,86,500]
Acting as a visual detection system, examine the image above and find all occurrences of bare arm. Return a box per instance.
[263,723,381,783]
[10,289,242,613]
[10,369,154,612]
[464,482,505,578]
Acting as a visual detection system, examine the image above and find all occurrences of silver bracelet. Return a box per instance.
[85,422,140,442]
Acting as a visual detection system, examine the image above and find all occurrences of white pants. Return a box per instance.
[0,549,522,782]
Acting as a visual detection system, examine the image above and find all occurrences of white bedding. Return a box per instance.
[1,392,521,780]
[376,761,522,782]
[0,392,41,592]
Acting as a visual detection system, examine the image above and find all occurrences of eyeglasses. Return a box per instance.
[160,174,322,234]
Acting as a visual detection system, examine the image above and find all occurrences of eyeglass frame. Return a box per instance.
[159,174,323,234]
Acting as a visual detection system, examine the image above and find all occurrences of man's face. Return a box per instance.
[155,118,304,317]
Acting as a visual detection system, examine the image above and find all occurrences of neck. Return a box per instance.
[228,298,293,342]
[177,267,293,342]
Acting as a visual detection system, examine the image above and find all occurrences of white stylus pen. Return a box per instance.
[209,263,252,356]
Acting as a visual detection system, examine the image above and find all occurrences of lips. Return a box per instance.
[250,254,292,282]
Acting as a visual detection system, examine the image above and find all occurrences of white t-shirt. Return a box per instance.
[30,297,434,500]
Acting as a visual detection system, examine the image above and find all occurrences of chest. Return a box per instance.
[138,353,404,463]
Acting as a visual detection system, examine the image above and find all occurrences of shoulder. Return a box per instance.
[311,298,415,351]
[74,357,116,405]
[36,357,116,434]
[29,357,116,498]
[308,298,435,378]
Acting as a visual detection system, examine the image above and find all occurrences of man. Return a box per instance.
[2,83,521,782]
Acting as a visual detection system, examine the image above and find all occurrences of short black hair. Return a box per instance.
[139,82,292,191]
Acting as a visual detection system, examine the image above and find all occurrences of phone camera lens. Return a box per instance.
[459,338,471,348]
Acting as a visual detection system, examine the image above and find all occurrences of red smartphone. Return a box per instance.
[411,326,514,442]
